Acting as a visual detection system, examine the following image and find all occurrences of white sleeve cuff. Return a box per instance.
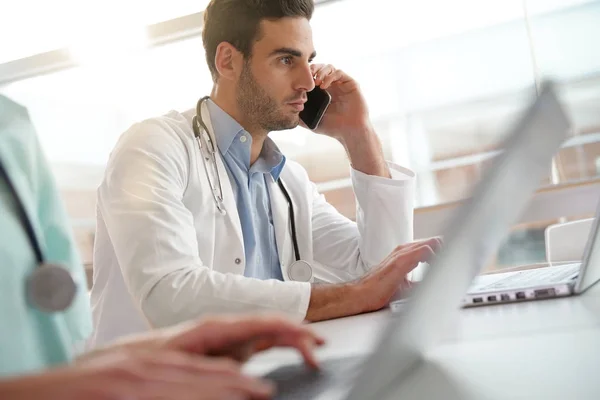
[296,281,312,320]
[351,161,415,188]
[351,161,415,262]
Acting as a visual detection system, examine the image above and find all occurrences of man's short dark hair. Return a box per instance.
[202,0,315,82]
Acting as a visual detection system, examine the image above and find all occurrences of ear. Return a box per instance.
[214,42,243,81]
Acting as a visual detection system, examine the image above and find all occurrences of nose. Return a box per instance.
[294,62,315,93]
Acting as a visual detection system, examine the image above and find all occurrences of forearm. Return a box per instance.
[138,270,310,328]
[341,123,390,178]
[76,330,167,364]
[0,369,73,399]
[305,282,367,322]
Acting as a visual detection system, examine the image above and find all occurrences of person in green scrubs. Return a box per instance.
[0,95,323,399]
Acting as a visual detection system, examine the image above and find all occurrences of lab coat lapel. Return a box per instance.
[200,102,244,252]
[268,175,293,279]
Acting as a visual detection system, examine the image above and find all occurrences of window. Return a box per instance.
[1,0,598,268]
[0,1,209,63]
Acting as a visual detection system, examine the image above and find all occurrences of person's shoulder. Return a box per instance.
[0,96,42,180]
[0,96,37,149]
[126,108,194,140]
[139,108,195,132]
[112,109,196,155]
[0,95,29,125]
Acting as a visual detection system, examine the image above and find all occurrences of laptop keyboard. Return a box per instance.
[262,356,364,400]
[481,263,580,291]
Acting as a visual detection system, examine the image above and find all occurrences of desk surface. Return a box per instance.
[245,276,600,399]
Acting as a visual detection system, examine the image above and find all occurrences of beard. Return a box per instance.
[237,62,299,132]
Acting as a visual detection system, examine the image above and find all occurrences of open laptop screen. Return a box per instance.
[576,199,600,293]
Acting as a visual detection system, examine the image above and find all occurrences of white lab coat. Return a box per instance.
[89,101,415,347]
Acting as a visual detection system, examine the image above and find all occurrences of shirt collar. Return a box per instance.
[260,139,286,181]
[206,98,244,155]
[206,99,286,180]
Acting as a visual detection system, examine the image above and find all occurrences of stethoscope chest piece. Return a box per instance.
[26,263,77,312]
[288,260,313,282]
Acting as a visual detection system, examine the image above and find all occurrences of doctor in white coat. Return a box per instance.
[89,0,439,348]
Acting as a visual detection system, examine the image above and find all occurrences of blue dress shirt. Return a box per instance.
[207,100,286,280]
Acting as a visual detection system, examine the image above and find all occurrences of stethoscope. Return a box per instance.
[192,96,313,282]
[0,159,77,312]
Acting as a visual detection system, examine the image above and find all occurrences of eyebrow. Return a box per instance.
[270,47,317,61]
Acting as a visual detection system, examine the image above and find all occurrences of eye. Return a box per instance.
[279,56,293,66]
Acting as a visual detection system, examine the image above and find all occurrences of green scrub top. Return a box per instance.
[0,95,92,376]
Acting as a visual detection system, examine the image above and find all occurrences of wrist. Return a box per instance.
[340,123,390,178]
[78,330,169,364]
[336,121,375,148]
[347,280,373,314]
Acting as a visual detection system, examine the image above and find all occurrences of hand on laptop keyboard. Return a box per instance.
[354,238,441,312]
[163,314,326,368]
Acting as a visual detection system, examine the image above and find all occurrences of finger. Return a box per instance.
[433,236,444,251]
[169,315,323,356]
[220,375,275,400]
[220,316,315,347]
[139,374,274,400]
[393,237,440,255]
[280,333,323,369]
[222,341,258,363]
[147,351,242,378]
[419,238,442,254]
[391,239,431,254]
[410,244,436,264]
[310,63,325,75]
[314,64,336,86]
[421,236,442,254]
[294,335,321,369]
[389,245,434,276]
[320,69,344,90]
[369,239,432,276]
[248,331,323,369]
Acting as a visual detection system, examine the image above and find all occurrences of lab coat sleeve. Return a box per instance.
[99,121,311,328]
[311,162,415,280]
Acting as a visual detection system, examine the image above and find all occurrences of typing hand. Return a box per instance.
[18,349,274,400]
[356,238,442,312]
[164,315,326,369]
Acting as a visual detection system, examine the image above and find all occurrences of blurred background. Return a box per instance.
[1,0,599,280]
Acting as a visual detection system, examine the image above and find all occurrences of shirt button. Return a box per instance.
[235,258,242,265]
[240,135,247,143]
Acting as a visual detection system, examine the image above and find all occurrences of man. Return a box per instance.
[0,94,323,399]
[90,0,438,347]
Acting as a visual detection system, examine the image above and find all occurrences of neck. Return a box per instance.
[211,85,267,165]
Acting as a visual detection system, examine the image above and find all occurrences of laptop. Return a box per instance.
[261,82,574,399]
[390,201,600,311]
[462,203,600,307]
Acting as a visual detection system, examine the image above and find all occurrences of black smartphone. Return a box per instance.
[299,86,331,130]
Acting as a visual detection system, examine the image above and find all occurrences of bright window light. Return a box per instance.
[0,0,210,64]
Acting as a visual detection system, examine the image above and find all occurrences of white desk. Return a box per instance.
[245,281,600,399]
